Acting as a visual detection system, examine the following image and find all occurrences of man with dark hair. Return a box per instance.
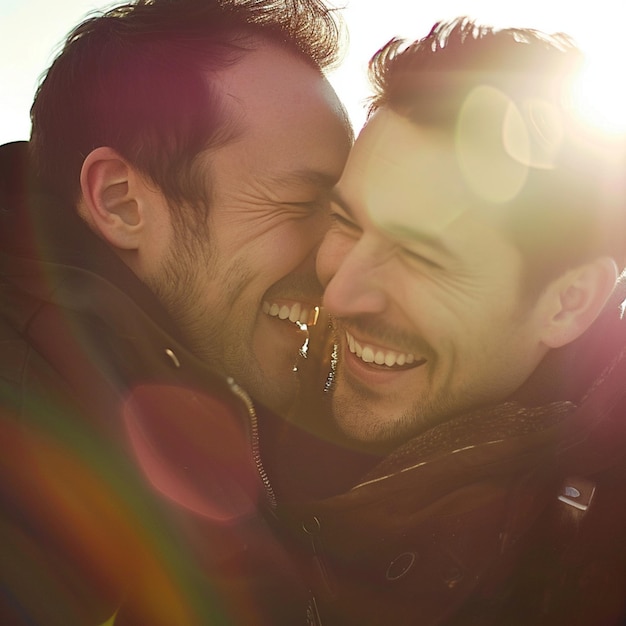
[0,0,351,623]
[274,18,626,625]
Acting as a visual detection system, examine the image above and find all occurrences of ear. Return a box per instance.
[540,256,618,349]
[79,146,145,250]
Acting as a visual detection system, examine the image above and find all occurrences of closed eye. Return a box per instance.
[381,222,449,270]
[288,198,325,207]
[330,210,361,233]
[279,198,330,218]
[401,247,443,269]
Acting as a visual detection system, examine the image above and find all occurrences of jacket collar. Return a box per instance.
[344,277,626,490]
[511,276,626,407]
[0,140,186,346]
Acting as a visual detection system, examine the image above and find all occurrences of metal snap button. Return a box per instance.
[385,552,416,581]
[164,348,181,368]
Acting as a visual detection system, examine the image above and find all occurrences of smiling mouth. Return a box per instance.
[262,301,319,327]
[345,330,426,370]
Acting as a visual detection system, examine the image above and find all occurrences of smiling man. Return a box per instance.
[131,39,349,416]
[277,18,626,626]
[321,110,559,446]
[0,0,351,624]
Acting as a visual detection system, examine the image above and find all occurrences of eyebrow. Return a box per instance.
[330,187,456,259]
[268,169,340,190]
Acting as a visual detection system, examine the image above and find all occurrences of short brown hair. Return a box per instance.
[30,0,343,224]
[367,18,626,293]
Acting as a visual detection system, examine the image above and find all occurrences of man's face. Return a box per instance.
[152,42,352,415]
[317,109,551,449]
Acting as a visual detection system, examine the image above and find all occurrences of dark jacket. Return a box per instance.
[274,277,626,625]
[0,141,304,625]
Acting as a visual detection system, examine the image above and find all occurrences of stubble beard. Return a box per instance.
[328,343,461,453]
[147,223,299,416]
[145,216,222,363]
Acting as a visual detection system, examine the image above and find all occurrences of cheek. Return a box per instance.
[244,223,314,272]
[400,288,477,353]
[316,231,354,287]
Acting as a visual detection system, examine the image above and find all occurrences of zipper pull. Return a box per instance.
[302,516,336,599]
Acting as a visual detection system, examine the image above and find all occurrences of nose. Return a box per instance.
[319,235,389,318]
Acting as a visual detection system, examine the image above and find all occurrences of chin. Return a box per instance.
[333,404,413,452]
[336,415,382,443]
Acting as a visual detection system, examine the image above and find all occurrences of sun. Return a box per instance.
[570,40,626,136]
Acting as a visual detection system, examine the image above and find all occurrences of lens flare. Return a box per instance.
[570,45,626,136]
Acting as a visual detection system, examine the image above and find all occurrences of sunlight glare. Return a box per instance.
[570,43,626,136]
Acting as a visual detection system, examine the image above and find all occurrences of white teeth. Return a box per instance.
[263,301,318,326]
[345,330,419,368]
[288,303,301,323]
[362,346,375,363]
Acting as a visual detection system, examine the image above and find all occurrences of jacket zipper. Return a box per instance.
[226,378,328,624]
[227,377,277,510]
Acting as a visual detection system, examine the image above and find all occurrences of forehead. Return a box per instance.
[214,40,352,177]
[337,108,532,276]
[339,109,470,236]
[340,108,474,236]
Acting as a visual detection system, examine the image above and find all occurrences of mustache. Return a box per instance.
[328,314,430,356]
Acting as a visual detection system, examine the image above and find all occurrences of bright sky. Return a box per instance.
[1,0,625,144]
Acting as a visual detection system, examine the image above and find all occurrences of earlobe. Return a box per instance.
[79,147,144,250]
[541,257,618,349]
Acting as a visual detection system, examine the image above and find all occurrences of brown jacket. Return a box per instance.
[277,284,626,626]
[0,141,305,626]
